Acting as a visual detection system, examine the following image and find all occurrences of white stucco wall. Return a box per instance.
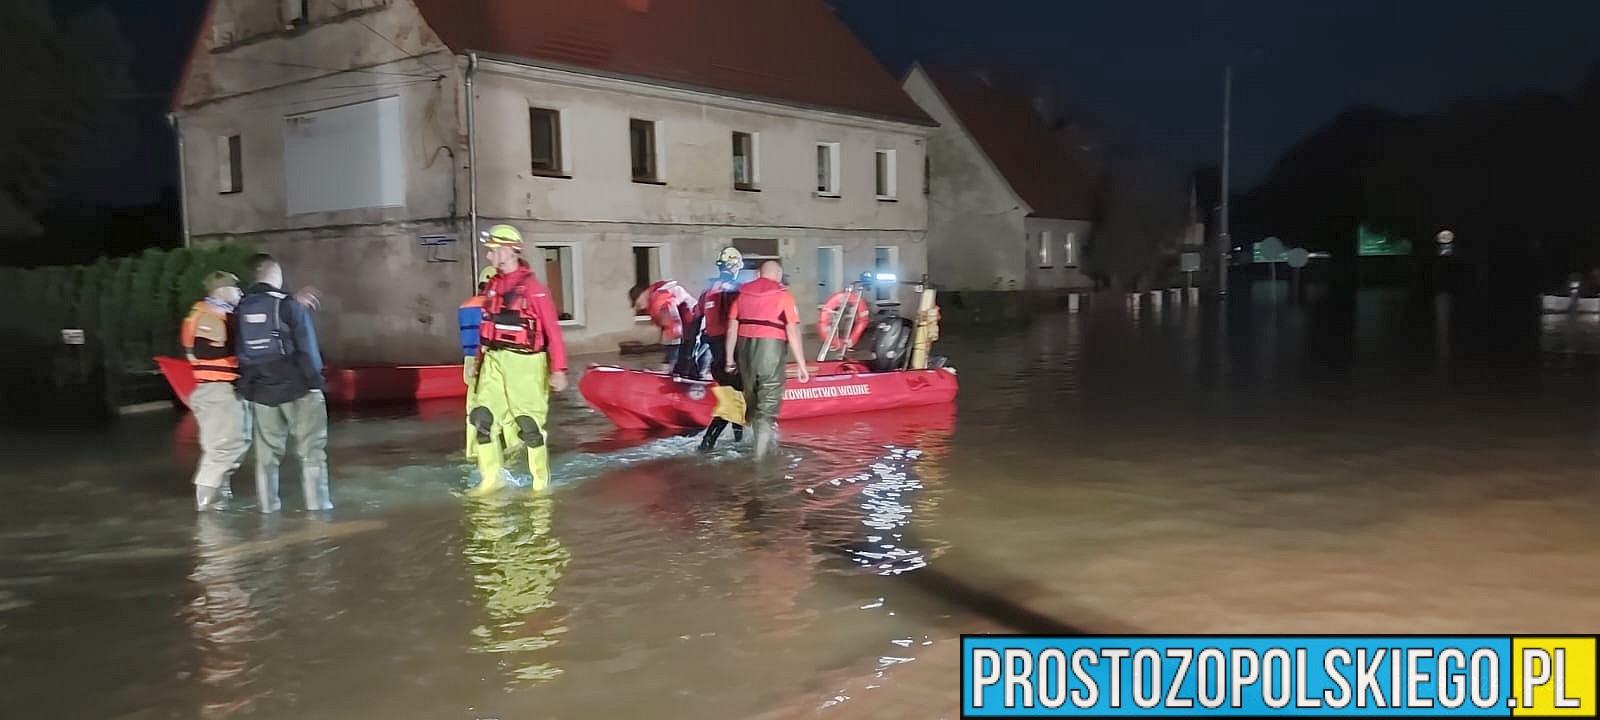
[900,66,1029,293]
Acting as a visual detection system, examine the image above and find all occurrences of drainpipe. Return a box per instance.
[465,52,480,280]
[167,112,192,249]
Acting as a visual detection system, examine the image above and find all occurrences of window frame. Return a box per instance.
[630,118,663,184]
[218,134,242,194]
[533,243,585,327]
[528,106,567,178]
[815,142,841,197]
[873,245,900,306]
[732,131,758,191]
[875,148,898,201]
[1037,230,1053,268]
[815,244,844,309]
[630,243,669,322]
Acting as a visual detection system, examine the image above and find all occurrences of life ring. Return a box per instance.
[817,291,871,351]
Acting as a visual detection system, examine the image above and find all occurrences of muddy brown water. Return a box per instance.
[2,287,1597,719]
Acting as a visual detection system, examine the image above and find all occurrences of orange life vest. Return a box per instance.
[181,299,239,383]
[478,265,547,353]
[733,277,796,341]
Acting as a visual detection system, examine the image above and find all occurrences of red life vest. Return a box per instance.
[644,280,696,342]
[699,279,739,338]
[478,265,547,353]
[181,299,239,383]
[733,277,796,341]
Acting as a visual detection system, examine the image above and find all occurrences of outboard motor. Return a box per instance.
[861,315,914,372]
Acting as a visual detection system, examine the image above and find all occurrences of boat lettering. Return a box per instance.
[784,383,871,401]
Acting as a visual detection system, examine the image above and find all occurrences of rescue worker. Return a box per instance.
[236,253,330,513]
[723,260,810,460]
[468,224,569,494]
[697,247,746,452]
[629,279,703,377]
[182,271,249,511]
[459,266,497,460]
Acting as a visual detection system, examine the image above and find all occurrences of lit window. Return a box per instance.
[1038,231,1053,268]
[1064,231,1077,266]
[874,246,898,304]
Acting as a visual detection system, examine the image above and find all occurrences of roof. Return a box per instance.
[920,66,1096,219]
[413,0,935,126]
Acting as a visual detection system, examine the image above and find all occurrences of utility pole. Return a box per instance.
[1218,64,1232,297]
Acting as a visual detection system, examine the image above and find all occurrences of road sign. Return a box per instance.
[60,329,85,345]
[1254,237,1286,264]
[1180,252,1201,273]
[1286,248,1309,269]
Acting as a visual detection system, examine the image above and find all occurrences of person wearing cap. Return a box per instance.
[459,265,498,460]
[469,224,569,494]
[182,271,249,510]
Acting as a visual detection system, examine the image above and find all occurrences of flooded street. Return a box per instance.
[3,286,1599,720]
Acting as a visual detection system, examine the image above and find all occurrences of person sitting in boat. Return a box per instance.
[629,279,707,378]
[697,246,747,452]
[459,266,497,460]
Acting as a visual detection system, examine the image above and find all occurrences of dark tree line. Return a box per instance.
[1241,61,1600,286]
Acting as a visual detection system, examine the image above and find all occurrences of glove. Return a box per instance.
[463,355,477,383]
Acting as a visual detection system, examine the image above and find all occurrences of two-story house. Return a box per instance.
[901,64,1098,297]
[171,0,935,364]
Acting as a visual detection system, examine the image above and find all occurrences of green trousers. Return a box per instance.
[252,390,330,513]
[736,337,789,459]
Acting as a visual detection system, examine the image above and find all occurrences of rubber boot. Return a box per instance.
[302,465,333,511]
[732,424,744,442]
[699,418,729,452]
[195,484,227,511]
[528,445,551,492]
[751,419,780,462]
[471,431,508,496]
[465,422,478,461]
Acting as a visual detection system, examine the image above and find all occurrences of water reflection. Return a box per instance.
[462,493,570,685]
[185,515,267,718]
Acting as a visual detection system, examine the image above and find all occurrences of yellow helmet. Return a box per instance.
[715,246,743,274]
[478,266,497,284]
[480,224,523,249]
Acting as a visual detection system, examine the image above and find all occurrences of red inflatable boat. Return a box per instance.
[154,355,467,410]
[577,359,959,431]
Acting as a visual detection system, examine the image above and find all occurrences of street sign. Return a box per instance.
[1286,248,1309,269]
[418,234,457,246]
[1254,237,1286,264]
[60,329,85,345]
[1180,252,1201,273]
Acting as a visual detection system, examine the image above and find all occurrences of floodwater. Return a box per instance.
[3,285,1598,720]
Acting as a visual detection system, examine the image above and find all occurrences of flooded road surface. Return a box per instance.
[3,287,1599,719]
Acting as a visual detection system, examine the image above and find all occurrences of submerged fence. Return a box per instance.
[0,243,257,422]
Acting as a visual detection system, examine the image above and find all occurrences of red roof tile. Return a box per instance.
[414,0,935,126]
[924,68,1096,219]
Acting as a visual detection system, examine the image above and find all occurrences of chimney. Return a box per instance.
[625,0,650,13]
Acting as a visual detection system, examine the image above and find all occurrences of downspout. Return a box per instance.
[465,52,480,280]
[167,112,192,249]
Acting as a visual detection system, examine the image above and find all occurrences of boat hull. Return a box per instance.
[155,356,467,410]
[577,360,959,431]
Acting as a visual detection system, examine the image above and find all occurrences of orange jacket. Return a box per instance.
[181,299,239,383]
[729,277,799,341]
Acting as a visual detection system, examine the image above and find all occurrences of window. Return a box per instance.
[529,107,563,175]
[535,244,581,324]
[874,246,899,305]
[816,245,843,307]
[1038,231,1053,268]
[734,238,780,283]
[282,0,308,25]
[1064,231,1078,267]
[924,154,931,195]
[631,244,665,320]
[875,149,897,200]
[630,118,660,183]
[732,131,756,190]
[815,142,840,196]
[282,96,405,214]
[218,135,242,194]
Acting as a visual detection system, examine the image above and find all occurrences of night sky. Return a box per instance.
[55,0,1600,209]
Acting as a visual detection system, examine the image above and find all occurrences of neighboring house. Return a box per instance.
[171,0,935,364]
[901,64,1097,294]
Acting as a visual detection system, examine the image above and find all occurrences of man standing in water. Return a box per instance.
[236,253,330,513]
[469,224,569,494]
[724,260,809,460]
[697,247,746,452]
[182,270,248,510]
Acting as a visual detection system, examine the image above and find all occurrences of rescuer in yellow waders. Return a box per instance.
[467,225,569,494]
